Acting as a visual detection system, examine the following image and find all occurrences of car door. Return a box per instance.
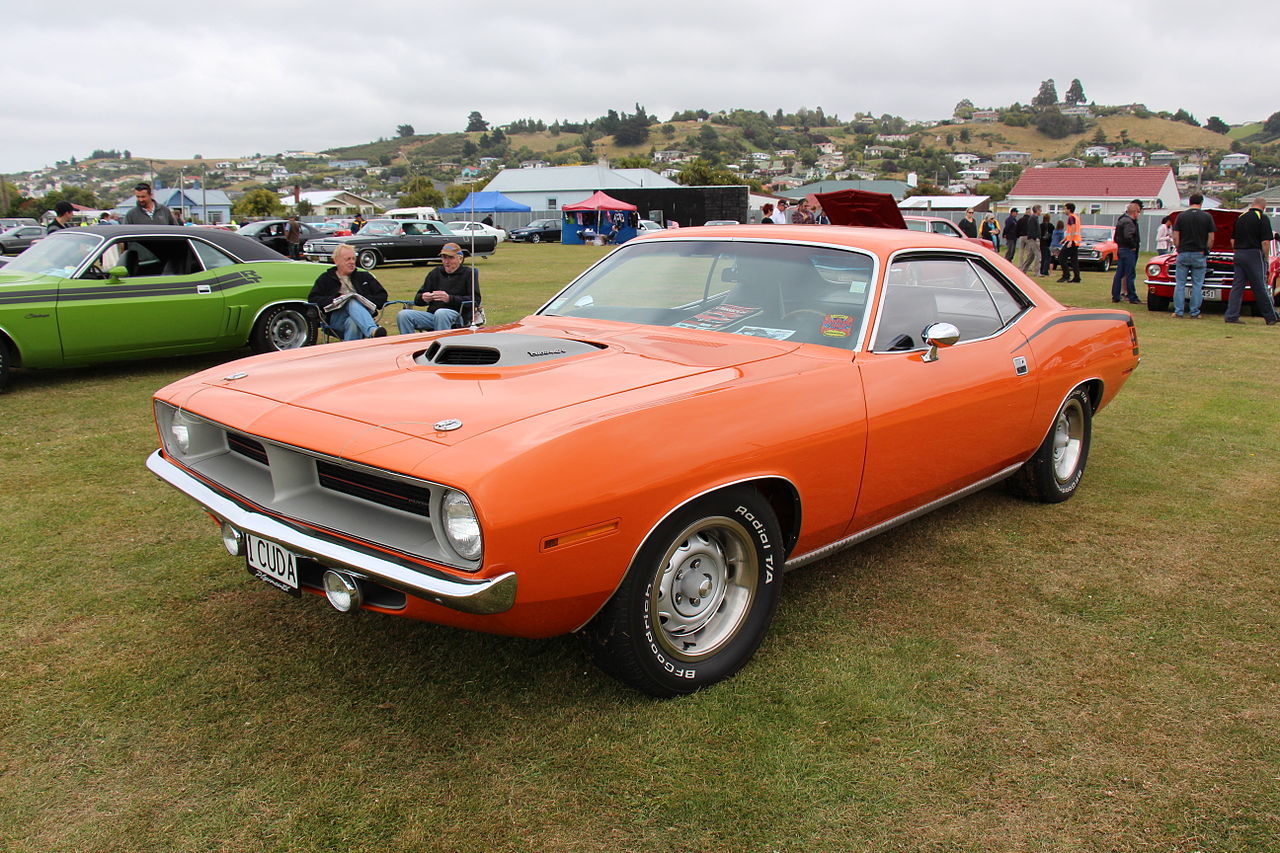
[57,235,229,359]
[851,254,1040,530]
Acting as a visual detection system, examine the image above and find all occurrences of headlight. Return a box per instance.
[170,416,192,454]
[1146,264,1162,277]
[441,490,482,561]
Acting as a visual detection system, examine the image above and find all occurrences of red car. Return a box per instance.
[1144,209,1280,313]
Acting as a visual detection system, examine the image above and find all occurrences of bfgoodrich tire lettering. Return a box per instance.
[583,487,784,697]
[1013,387,1092,503]
[251,305,315,353]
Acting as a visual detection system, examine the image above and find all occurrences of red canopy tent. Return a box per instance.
[562,192,639,244]
[562,191,638,212]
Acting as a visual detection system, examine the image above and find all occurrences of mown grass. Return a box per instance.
[1,245,1277,852]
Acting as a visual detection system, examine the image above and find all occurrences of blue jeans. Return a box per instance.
[397,307,461,334]
[329,298,380,340]
[1111,247,1138,301]
[1173,251,1208,316]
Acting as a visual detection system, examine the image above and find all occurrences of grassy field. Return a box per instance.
[2,243,1278,852]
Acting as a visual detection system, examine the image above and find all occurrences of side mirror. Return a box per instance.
[108,265,129,280]
[921,322,960,363]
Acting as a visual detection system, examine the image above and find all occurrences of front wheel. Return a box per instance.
[1147,292,1171,312]
[250,305,315,353]
[1100,257,1112,272]
[582,487,784,697]
[356,249,379,270]
[1012,387,1092,503]
[0,337,12,392]
[530,234,541,244]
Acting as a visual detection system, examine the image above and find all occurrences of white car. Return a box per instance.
[637,220,665,232]
[448,221,507,243]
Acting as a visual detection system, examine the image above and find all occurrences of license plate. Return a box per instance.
[245,533,300,596]
[1202,288,1220,301]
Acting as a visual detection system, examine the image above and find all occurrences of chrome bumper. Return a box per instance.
[146,450,517,615]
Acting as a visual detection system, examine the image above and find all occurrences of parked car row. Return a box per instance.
[302,218,497,269]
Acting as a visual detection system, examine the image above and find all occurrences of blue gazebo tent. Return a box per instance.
[439,191,531,214]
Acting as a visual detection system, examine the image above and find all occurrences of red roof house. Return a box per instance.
[1006,166,1178,215]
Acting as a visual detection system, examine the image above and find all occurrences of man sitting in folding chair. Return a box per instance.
[308,244,389,340]
[396,242,483,333]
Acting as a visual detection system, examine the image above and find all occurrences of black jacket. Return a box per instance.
[411,265,482,313]
[308,267,388,314]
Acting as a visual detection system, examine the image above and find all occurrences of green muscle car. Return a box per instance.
[0,225,325,391]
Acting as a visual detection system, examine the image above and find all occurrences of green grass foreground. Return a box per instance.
[1,244,1277,852]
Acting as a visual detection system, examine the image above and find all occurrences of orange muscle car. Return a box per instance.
[147,224,1140,696]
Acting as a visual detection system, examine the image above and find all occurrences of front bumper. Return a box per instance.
[146,450,517,615]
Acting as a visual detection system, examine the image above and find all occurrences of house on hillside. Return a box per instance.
[1006,166,1178,215]
[1219,153,1250,171]
[278,190,380,217]
[112,187,233,225]
[481,163,678,211]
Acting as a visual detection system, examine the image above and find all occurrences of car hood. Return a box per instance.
[167,316,802,448]
[813,189,907,230]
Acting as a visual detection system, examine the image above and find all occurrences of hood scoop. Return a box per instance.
[415,332,604,367]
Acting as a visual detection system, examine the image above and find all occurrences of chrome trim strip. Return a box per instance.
[146,450,516,615]
[783,462,1024,571]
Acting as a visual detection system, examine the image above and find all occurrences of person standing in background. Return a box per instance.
[1004,208,1020,260]
[1111,200,1143,304]
[1171,194,1215,317]
[1223,197,1278,325]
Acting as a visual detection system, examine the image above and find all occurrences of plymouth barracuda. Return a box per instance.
[147,223,1140,696]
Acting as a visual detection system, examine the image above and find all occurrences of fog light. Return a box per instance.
[322,570,363,612]
[221,521,244,556]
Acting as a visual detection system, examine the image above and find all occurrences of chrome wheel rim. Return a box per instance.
[269,309,308,350]
[649,517,757,662]
[1052,398,1085,482]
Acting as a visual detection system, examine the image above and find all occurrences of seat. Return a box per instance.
[117,249,140,277]
[873,285,938,351]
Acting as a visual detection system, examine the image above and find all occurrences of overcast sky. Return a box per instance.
[3,0,1273,174]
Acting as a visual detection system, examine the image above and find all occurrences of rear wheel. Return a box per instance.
[1012,387,1092,503]
[583,487,784,697]
[251,305,315,353]
[357,249,379,270]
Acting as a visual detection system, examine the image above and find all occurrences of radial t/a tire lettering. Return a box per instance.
[1012,386,1092,504]
[582,487,784,697]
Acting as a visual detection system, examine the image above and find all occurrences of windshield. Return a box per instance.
[904,219,928,232]
[358,221,401,236]
[541,239,876,350]
[1081,227,1111,241]
[2,231,101,278]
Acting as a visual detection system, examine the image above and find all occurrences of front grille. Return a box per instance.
[316,460,432,517]
[228,433,269,465]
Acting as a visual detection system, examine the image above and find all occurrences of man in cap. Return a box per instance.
[397,242,483,333]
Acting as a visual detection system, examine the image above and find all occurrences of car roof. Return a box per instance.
[63,224,289,262]
[631,223,993,254]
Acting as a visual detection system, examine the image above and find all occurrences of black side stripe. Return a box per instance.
[1011,311,1133,353]
[0,270,264,306]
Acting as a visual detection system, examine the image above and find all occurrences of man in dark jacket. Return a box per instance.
[1111,200,1143,304]
[307,244,388,339]
[123,182,178,225]
[1003,209,1021,260]
[46,201,75,233]
[396,243,482,333]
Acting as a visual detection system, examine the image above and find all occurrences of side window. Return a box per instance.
[969,261,1028,324]
[932,221,960,236]
[873,257,1012,351]
[192,240,238,270]
[112,238,200,277]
